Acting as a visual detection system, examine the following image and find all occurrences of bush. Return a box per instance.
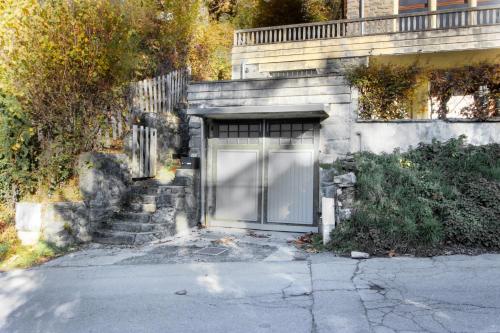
[0,0,201,200]
[330,136,500,255]
[0,93,38,203]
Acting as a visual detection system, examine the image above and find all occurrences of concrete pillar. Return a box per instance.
[15,203,42,245]
[430,0,437,28]
[321,197,336,245]
[393,0,399,15]
[393,0,399,32]
[469,0,477,25]
[359,0,365,35]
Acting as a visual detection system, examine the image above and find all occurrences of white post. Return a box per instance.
[393,0,399,32]
[430,0,437,29]
[240,61,247,80]
[359,0,365,35]
[321,197,336,245]
[132,125,138,177]
[469,0,477,26]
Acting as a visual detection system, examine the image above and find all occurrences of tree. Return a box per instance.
[0,0,202,193]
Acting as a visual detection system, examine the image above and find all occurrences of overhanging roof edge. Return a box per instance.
[187,104,328,118]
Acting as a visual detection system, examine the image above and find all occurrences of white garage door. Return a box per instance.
[209,120,319,229]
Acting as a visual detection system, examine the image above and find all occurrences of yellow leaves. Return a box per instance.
[399,158,413,169]
[11,143,21,151]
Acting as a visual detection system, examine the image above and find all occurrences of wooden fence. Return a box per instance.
[130,68,190,114]
[131,125,157,178]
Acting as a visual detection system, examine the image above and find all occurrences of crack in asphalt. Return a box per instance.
[345,259,500,333]
[307,261,318,333]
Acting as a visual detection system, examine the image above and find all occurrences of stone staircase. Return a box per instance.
[93,169,196,245]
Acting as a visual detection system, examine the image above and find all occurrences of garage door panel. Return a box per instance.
[215,150,260,222]
[210,119,318,228]
[267,150,314,225]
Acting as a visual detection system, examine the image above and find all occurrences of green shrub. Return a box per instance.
[330,136,500,255]
[0,93,38,203]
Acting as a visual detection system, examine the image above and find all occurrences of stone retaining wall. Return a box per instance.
[78,152,132,229]
[15,202,91,247]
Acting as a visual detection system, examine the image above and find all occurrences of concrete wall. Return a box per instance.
[231,25,500,79]
[351,120,500,154]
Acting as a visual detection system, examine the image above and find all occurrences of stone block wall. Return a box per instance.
[187,117,203,225]
[188,116,202,158]
[42,202,91,247]
[346,0,396,34]
[320,166,356,225]
[346,0,394,19]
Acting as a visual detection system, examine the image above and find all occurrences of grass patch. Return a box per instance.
[0,205,71,271]
[0,205,17,264]
[0,241,69,271]
[330,136,500,256]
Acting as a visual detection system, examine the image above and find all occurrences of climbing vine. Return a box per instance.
[429,64,500,120]
[347,63,500,120]
[345,63,422,120]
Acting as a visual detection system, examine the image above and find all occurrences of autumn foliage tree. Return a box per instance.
[0,0,200,197]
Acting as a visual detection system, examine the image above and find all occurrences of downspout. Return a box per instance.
[359,0,365,35]
[200,117,206,226]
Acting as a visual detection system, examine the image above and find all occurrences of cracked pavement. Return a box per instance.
[1,229,500,333]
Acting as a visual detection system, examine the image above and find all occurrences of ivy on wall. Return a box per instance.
[346,63,500,120]
[345,63,422,120]
[429,64,500,120]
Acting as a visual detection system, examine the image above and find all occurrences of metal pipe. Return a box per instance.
[200,117,206,226]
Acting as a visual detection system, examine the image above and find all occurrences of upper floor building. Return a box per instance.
[231,0,500,80]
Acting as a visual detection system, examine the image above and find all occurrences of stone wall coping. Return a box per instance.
[188,74,341,86]
[355,118,500,124]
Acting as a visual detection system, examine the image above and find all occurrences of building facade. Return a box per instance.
[187,0,500,233]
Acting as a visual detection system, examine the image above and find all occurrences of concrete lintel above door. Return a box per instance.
[187,104,328,119]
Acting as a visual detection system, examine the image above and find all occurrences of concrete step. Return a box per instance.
[173,169,195,186]
[93,229,172,245]
[130,186,160,196]
[157,185,186,194]
[114,212,151,223]
[104,221,171,233]
[129,202,157,213]
[129,194,157,205]
[93,230,136,245]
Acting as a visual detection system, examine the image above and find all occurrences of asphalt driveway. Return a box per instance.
[1,229,499,333]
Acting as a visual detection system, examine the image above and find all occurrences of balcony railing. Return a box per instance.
[234,5,500,46]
